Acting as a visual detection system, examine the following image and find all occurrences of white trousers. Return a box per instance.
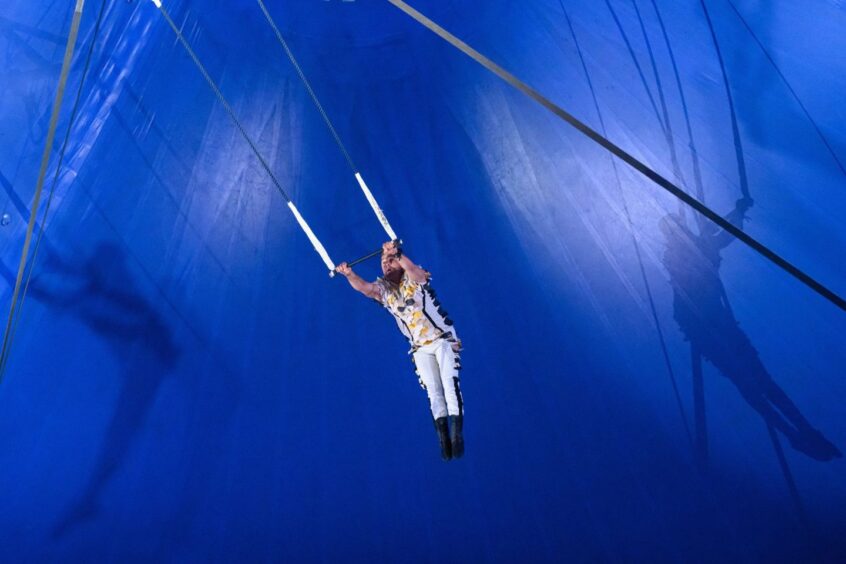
[412,339,463,419]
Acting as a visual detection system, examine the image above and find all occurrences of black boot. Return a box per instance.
[434,417,452,461]
[449,415,464,458]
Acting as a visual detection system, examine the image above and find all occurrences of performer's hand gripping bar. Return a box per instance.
[330,240,402,278]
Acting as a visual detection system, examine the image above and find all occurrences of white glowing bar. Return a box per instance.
[355,172,398,241]
[287,202,335,271]
[151,0,162,8]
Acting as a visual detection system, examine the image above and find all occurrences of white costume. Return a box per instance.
[376,271,463,419]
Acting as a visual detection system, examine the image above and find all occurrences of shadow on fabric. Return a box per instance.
[0,242,181,538]
[660,205,841,465]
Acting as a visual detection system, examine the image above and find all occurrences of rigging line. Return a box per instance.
[255,0,356,174]
[561,3,693,448]
[725,0,846,177]
[628,0,688,215]
[700,0,816,520]
[699,0,749,200]
[254,0,398,242]
[385,0,846,314]
[5,0,110,376]
[155,3,290,202]
[765,424,812,535]
[648,0,707,233]
[0,0,86,382]
[708,0,835,521]
[603,0,668,139]
[149,0,335,271]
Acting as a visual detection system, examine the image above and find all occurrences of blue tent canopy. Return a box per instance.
[1,0,844,560]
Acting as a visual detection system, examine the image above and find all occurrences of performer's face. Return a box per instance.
[381,255,403,282]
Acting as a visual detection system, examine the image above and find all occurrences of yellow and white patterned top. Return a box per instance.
[376,271,459,352]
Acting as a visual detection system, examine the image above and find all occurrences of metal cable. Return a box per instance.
[255,0,357,174]
[0,0,86,381]
[156,2,293,203]
[725,0,845,177]
[386,0,846,314]
[152,1,336,270]
[255,0,398,243]
[3,0,110,380]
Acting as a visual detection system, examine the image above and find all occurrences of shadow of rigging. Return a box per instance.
[0,242,181,537]
[722,0,845,176]
[660,201,842,465]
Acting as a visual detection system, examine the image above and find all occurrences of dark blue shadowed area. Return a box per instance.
[0,0,844,561]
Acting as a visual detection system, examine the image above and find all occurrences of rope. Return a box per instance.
[151,1,335,271]
[647,0,707,229]
[255,0,356,174]
[155,3,290,202]
[1,0,109,382]
[385,0,846,314]
[699,0,750,200]
[702,2,814,521]
[255,0,399,242]
[725,0,846,177]
[0,0,86,382]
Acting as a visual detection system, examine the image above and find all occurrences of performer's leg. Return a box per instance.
[434,341,463,416]
[413,348,447,419]
[434,341,464,457]
[413,348,452,460]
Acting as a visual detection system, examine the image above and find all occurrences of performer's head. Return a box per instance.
[381,253,404,284]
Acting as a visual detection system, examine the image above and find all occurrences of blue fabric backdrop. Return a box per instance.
[0,0,844,561]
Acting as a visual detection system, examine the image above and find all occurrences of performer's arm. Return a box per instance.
[337,262,382,301]
[383,241,429,284]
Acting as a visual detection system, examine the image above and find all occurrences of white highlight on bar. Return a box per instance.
[355,172,398,241]
[287,202,335,271]
[151,0,162,8]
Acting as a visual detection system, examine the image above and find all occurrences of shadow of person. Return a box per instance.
[0,241,182,536]
[660,200,841,462]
